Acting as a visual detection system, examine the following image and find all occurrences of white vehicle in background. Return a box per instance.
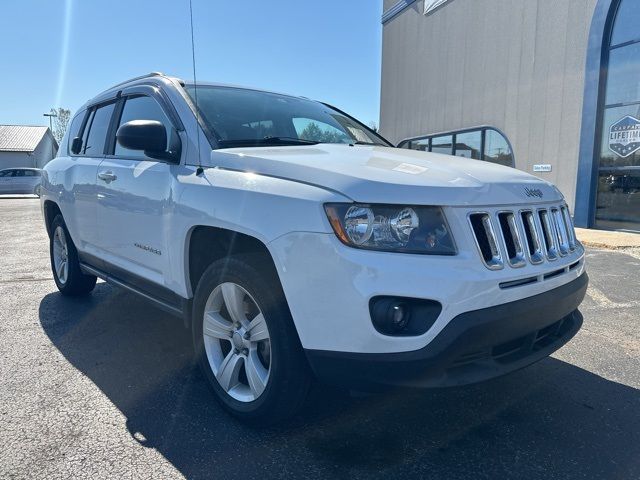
[40,73,588,424]
[0,168,42,195]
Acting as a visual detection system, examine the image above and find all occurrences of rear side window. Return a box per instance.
[83,103,116,156]
[67,112,85,155]
[23,170,38,176]
[0,170,13,177]
[114,95,174,158]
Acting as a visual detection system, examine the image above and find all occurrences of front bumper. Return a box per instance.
[305,272,587,389]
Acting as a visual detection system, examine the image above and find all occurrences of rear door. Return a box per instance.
[95,89,182,287]
[0,170,16,193]
[65,102,116,256]
[12,170,28,193]
[22,169,40,194]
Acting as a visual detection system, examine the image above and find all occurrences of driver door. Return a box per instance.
[95,91,181,288]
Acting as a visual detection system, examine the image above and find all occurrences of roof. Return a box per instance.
[0,125,53,152]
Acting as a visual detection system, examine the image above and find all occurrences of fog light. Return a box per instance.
[391,303,409,331]
[369,296,442,337]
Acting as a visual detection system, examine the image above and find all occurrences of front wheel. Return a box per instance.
[192,255,311,424]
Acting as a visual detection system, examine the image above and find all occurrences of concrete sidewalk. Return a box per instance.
[575,227,640,249]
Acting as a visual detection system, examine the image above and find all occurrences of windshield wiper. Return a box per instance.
[351,141,379,146]
[263,136,319,145]
[217,137,319,148]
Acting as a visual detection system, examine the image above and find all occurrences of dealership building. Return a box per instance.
[380,0,640,232]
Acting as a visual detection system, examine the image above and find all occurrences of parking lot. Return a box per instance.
[0,197,638,480]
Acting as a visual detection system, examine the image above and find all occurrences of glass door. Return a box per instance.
[595,0,640,231]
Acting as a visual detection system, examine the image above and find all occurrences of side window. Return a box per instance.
[484,129,514,167]
[293,118,351,144]
[23,170,37,177]
[114,95,174,158]
[14,170,25,177]
[83,103,116,156]
[67,112,85,156]
[0,170,10,178]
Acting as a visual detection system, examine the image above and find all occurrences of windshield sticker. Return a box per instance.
[393,163,428,174]
[609,115,640,158]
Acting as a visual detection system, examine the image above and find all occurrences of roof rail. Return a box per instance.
[106,72,166,91]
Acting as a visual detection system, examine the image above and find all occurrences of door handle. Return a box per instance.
[98,171,117,183]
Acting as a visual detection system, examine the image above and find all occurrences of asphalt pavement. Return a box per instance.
[0,197,638,479]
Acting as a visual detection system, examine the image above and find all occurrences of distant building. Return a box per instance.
[0,125,58,170]
[380,0,640,232]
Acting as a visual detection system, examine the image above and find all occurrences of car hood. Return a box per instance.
[207,144,563,206]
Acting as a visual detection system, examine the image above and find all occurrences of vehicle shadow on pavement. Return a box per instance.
[39,283,640,480]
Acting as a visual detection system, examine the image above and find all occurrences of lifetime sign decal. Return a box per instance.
[609,115,640,158]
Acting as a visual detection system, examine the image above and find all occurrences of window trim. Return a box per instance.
[103,86,183,163]
[67,109,89,157]
[397,125,515,167]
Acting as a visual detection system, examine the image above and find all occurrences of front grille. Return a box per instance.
[469,204,578,270]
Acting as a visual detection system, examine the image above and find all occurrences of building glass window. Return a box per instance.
[408,138,429,151]
[484,129,513,167]
[595,0,640,231]
[398,127,514,167]
[455,131,482,159]
[431,135,453,155]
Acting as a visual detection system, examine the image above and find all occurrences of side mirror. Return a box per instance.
[116,120,167,152]
[71,137,83,154]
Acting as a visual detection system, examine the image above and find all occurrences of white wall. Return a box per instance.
[0,134,58,170]
[380,0,599,208]
[0,151,37,169]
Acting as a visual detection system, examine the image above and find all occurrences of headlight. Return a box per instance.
[324,203,456,254]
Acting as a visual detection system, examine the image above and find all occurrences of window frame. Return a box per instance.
[67,109,89,157]
[397,126,515,167]
[104,84,184,163]
[70,100,118,158]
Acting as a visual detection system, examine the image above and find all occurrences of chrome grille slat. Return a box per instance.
[551,208,570,256]
[520,210,544,264]
[469,204,579,270]
[538,209,559,261]
[497,212,526,268]
[468,213,504,270]
[561,206,577,251]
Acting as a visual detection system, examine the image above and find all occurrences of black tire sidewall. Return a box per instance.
[49,215,96,295]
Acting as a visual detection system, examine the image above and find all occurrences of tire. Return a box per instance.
[49,214,97,296]
[192,254,311,425]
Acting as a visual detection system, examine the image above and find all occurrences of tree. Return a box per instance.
[300,122,349,143]
[50,108,71,144]
[368,121,378,133]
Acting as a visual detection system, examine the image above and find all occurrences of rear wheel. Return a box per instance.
[50,215,97,296]
[193,255,311,424]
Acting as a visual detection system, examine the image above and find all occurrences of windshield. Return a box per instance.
[184,85,391,148]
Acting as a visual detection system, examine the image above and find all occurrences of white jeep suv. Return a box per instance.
[41,73,588,423]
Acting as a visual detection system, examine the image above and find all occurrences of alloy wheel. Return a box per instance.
[52,226,69,285]
[203,282,271,402]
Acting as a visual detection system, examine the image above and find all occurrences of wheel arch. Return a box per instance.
[185,225,282,300]
[43,200,62,237]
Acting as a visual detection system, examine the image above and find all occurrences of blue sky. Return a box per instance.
[0,0,383,128]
